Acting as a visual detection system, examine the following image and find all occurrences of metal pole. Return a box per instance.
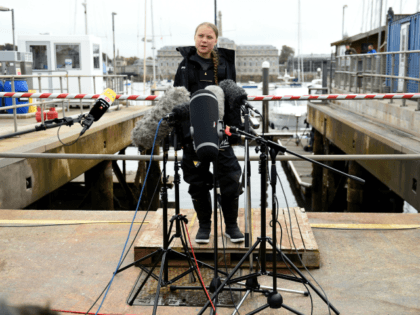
[82,0,88,35]
[342,5,347,38]
[125,76,129,108]
[214,0,217,26]
[78,76,83,114]
[322,60,328,91]
[11,77,17,132]
[112,13,117,75]
[262,61,269,133]
[378,0,383,51]
[390,53,395,103]
[150,0,156,85]
[38,76,44,125]
[59,76,65,118]
[11,9,16,51]
[402,51,408,107]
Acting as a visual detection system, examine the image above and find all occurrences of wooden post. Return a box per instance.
[346,161,364,212]
[85,160,114,210]
[311,129,323,211]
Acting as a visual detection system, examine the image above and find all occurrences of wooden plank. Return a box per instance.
[134,207,320,268]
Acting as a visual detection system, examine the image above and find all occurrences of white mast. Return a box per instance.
[143,0,147,96]
[82,0,88,35]
[151,0,156,84]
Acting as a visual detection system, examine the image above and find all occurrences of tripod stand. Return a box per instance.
[197,128,365,315]
[124,126,226,314]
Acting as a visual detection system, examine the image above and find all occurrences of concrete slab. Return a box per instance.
[0,105,150,209]
[1,210,419,314]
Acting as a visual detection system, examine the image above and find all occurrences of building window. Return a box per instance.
[30,45,48,70]
[55,44,80,69]
[93,44,100,69]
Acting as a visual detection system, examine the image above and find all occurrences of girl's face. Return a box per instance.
[194,26,217,58]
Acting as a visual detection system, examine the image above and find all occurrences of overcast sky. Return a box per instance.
[1,0,419,59]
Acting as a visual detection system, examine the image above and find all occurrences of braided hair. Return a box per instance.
[211,50,219,85]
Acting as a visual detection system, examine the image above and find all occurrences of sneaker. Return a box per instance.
[225,224,245,243]
[195,226,211,244]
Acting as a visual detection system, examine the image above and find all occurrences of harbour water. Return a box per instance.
[119,82,299,210]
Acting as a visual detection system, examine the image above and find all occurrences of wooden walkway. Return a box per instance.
[134,207,319,268]
[278,138,313,206]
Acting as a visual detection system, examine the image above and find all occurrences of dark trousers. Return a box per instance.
[181,145,242,203]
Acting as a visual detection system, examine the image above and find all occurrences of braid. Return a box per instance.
[211,49,219,85]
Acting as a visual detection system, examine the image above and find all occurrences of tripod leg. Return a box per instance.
[232,290,251,315]
[152,251,168,315]
[246,303,270,315]
[282,304,305,315]
[197,239,261,315]
[269,239,340,315]
[127,250,164,306]
[179,221,197,282]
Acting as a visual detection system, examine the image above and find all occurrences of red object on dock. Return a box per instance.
[47,107,58,120]
[35,107,46,122]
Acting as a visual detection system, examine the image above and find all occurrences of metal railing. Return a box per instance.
[0,73,129,132]
[334,50,420,108]
[1,152,420,162]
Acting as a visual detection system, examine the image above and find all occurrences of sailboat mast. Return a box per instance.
[151,0,156,84]
[143,0,147,95]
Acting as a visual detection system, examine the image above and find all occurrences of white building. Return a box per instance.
[18,35,103,95]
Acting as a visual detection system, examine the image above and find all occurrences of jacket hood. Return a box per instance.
[176,46,235,63]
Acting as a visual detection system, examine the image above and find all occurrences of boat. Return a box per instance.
[242,81,258,88]
[270,85,309,131]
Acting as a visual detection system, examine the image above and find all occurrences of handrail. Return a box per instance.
[0,152,419,162]
[0,74,127,78]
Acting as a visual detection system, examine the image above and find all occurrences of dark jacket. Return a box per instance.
[173,46,241,144]
[345,48,357,55]
[174,46,236,94]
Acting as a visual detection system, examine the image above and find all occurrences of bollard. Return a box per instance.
[262,61,270,133]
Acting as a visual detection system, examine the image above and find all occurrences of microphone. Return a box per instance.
[219,79,261,115]
[80,88,116,136]
[131,87,190,151]
[164,101,190,122]
[204,85,225,120]
[189,89,223,163]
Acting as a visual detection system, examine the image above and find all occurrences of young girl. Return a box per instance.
[174,22,244,244]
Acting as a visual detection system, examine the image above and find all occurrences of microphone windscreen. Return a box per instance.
[205,85,225,120]
[219,79,247,109]
[131,86,190,151]
[190,89,220,163]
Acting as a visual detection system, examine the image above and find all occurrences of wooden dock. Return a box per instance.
[134,207,319,268]
[278,138,313,208]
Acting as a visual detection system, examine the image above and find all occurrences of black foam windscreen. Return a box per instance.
[190,89,220,163]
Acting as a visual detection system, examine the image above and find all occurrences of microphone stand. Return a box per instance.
[197,128,364,315]
[231,108,307,315]
[0,115,85,140]
[125,126,226,314]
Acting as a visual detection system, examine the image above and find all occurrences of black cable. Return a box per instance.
[57,125,82,146]
[218,198,241,315]
[276,172,332,315]
[84,168,163,315]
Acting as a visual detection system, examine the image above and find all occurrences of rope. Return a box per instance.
[182,221,217,314]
